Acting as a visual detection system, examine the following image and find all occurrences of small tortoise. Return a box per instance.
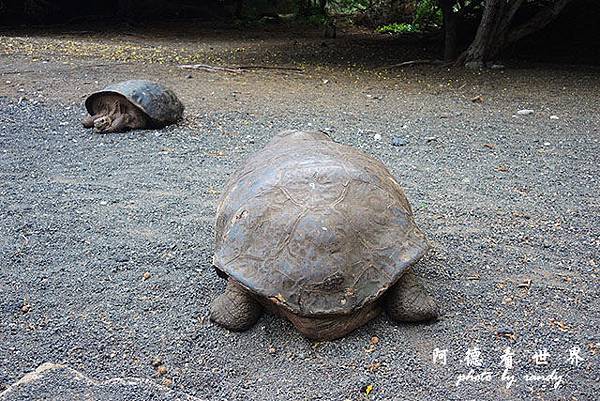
[82,80,184,133]
[211,130,439,340]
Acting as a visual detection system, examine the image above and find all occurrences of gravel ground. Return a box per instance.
[0,27,599,400]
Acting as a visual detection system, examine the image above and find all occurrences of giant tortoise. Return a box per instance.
[211,130,439,340]
[82,80,183,133]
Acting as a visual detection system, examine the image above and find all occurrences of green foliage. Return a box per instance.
[303,13,328,26]
[332,0,370,14]
[414,0,442,27]
[376,22,420,33]
[376,0,442,34]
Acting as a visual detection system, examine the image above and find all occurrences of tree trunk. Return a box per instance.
[438,0,459,61]
[234,0,244,19]
[461,0,506,66]
[461,0,573,67]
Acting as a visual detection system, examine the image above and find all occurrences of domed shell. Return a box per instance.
[214,130,429,316]
[85,80,184,127]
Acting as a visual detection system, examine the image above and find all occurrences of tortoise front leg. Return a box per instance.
[384,269,439,322]
[210,278,263,331]
[82,113,102,128]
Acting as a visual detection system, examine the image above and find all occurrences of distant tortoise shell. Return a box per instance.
[214,130,429,316]
[85,80,184,127]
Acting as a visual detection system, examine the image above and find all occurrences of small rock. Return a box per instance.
[143,272,151,281]
[470,95,484,103]
[497,326,514,335]
[517,109,534,115]
[186,74,193,79]
[465,61,484,70]
[151,357,162,367]
[550,115,559,120]
[162,378,173,387]
[115,255,129,263]
[391,136,408,147]
[21,303,31,313]
[370,336,379,346]
[99,200,108,206]
[373,133,382,141]
[268,346,276,354]
[156,365,168,376]
[425,136,437,143]
[490,64,505,70]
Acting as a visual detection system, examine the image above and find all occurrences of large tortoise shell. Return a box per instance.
[214,130,428,316]
[85,80,184,127]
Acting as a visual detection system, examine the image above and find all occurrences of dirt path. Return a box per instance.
[1,24,599,400]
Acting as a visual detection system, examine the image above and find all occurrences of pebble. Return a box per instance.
[373,133,382,141]
[391,136,408,147]
[497,326,514,335]
[517,109,534,115]
[550,115,559,120]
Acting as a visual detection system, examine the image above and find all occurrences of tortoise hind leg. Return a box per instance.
[210,278,263,331]
[384,269,439,322]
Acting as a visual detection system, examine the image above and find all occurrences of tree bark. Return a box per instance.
[507,0,572,43]
[438,0,459,61]
[461,0,573,67]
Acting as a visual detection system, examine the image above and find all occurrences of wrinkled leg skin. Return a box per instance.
[384,269,439,322]
[210,278,263,332]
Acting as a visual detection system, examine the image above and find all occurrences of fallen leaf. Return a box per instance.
[367,361,381,372]
[549,318,570,332]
